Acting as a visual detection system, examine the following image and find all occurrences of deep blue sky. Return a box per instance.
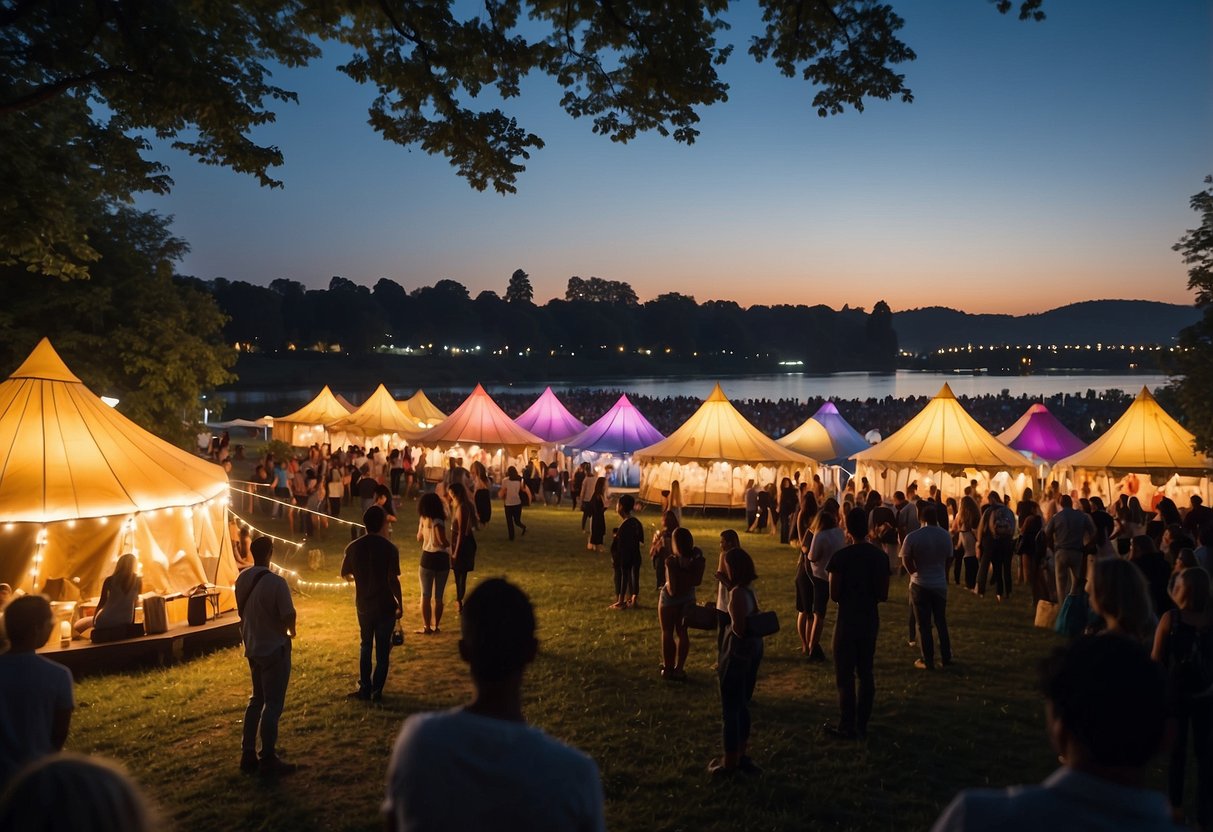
[142,0,1213,314]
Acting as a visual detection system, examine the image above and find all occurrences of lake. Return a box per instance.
[216,370,1170,419]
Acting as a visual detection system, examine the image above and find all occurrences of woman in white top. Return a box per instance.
[415,492,451,635]
[807,511,846,663]
[501,466,530,541]
[75,554,143,642]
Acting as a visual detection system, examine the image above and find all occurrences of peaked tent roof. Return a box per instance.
[274,385,353,425]
[334,393,357,413]
[402,390,446,427]
[330,384,424,440]
[416,384,543,454]
[0,338,230,522]
[778,402,870,465]
[851,383,1032,471]
[514,387,588,442]
[1055,387,1213,475]
[562,394,665,454]
[997,403,1087,464]
[634,384,815,466]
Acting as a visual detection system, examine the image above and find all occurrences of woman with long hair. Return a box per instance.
[1089,557,1157,644]
[658,527,705,680]
[955,495,981,591]
[1152,567,1213,829]
[794,492,819,656]
[415,492,450,635]
[470,460,492,526]
[649,510,680,594]
[74,554,143,642]
[501,466,529,541]
[710,547,763,776]
[663,480,684,525]
[778,477,799,545]
[587,477,607,552]
[807,509,845,663]
[447,482,479,613]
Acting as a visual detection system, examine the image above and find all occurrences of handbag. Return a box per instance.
[748,609,780,638]
[683,602,719,630]
[391,621,405,647]
[187,585,211,627]
[143,595,168,635]
[1033,599,1059,629]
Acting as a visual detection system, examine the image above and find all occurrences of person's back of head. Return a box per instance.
[1039,635,1166,771]
[845,507,869,541]
[723,548,757,587]
[363,504,388,534]
[1060,494,1073,510]
[893,490,906,505]
[460,579,537,686]
[1175,567,1212,613]
[1090,558,1156,643]
[618,494,634,515]
[918,503,937,526]
[3,595,53,652]
[249,536,273,566]
[0,753,154,832]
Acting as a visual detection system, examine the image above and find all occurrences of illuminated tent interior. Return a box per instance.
[399,390,447,429]
[561,394,665,488]
[997,403,1087,465]
[634,383,816,508]
[1053,387,1213,503]
[329,384,425,450]
[513,387,588,443]
[271,385,355,447]
[0,339,235,604]
[851,383,1034,500]
[417,384,544,476]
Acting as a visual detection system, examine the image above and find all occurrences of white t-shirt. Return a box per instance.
[0,653,74,786]
[808,527,846,580]
[235,566,295,658]
[384,709,604,832]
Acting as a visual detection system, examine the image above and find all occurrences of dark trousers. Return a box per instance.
[613,559,639,597]
[716,609,730,654]
[453,569,469,603]
[779,515,792,545]
[390,468,403,494]
[243,643,291,757]
[963,556,978,590]
[1170,699,1213,828]
[505,504,525,540]
[719,641,762,754]
[358,613,395,695]
[990,538,1014,598]
[833,626,877,735]
[910,584,951,666]
[952,551,963,584]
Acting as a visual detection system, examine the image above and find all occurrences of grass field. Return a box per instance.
[70,498,1103,830]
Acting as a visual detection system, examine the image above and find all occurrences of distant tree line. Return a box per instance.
[188,271,899,373]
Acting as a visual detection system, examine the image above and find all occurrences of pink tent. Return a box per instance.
[997,403,1086,464]
[514,387,588,443]
[416,384,543,455]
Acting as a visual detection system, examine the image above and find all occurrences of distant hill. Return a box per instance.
[892,300,1199,353]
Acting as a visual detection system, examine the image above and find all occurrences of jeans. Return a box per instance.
[243,643,291,757]
[357,613,395,695]
[834,626,877,735]
[910,584,951,666]
[505,504,525,540]
[1170,698,1213,829]
[719,638,762,754]
[1054,548,1084,601]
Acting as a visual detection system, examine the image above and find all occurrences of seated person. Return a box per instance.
[0,595,74,790]
[73,554,143,642]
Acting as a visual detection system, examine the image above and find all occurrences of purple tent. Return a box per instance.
[811,402,871,469]
[514,387,588,443]
[997,403,1086,464]
[561,394,665,454]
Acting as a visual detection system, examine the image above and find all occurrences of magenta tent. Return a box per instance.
[513,387,588,443]
[561,394,665,454]
[997,403,1086,464]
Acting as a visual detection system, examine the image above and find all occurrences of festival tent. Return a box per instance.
[561,394,666,488]
[272,385,355,446]
[1053,387,1213,504]
[400,390,447,428]
[997,403,1086,464]
[633,383,816,508]
[514,387,588,443]
[851,383,1034,500]
[0,339,236,603]
[329,384,425,450]
[416,384,544,477]
[778,402,870,469]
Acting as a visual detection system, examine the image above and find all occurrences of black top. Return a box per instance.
[613,515,643,566]
[827,541,890,634]
[340,533,402,620]
[1133,552,1175,617]
[589,495,607,544]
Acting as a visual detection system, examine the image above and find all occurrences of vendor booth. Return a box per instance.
[416,384,544,478]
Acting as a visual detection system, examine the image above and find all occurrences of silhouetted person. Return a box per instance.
[341,505,403,702]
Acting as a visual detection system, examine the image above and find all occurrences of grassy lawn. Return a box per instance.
[71,499,1088,831]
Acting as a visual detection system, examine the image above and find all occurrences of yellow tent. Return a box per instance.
[1054,386,1213,503]
[329,384,424,450]
[400,390,447,428]
[633,383,816,508]
[851,383,1034,500]
[0,339,235,599]
[271,385,354,446]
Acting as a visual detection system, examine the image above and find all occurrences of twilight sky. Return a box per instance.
[142,0,1212,315]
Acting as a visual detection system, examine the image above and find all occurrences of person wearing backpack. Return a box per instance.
[980,493,1018,602]
[1152,566,1213,829]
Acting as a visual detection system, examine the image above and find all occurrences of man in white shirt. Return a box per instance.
[899,504,954,669]
[931,635,1175,832]
[236,536,297,775]
[383,578,604,832]
[0,596,73,790]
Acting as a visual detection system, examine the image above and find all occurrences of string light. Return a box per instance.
[30,526,48,590]
[227,485,365,529]
[226,508,350,591]
[226,508,304,550]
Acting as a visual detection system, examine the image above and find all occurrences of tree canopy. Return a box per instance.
[1170,174,1213,452]
[3,0,1043,281]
